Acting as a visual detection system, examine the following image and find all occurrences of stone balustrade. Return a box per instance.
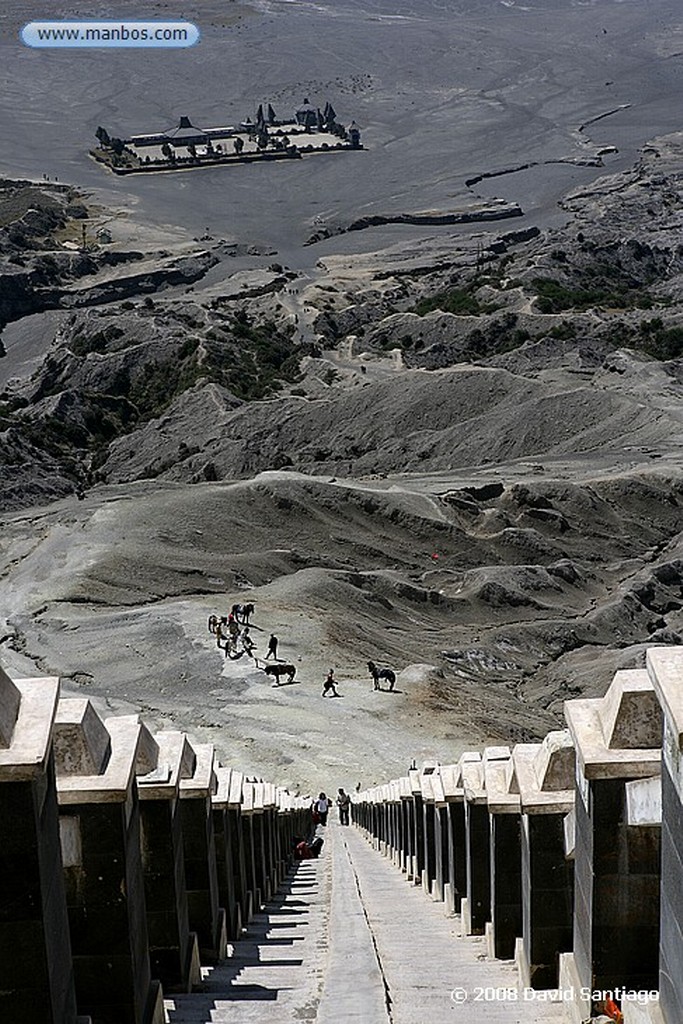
[513,729,575,991]
[2,645,682,1024]
[0,666,78,1024]
[0,665,310,1024]
[352,647,683,1024]
[53,698,164,1024]
[485,744,522,961]
[134,724,201,994]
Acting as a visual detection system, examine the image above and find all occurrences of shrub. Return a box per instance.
[531,277,653,313]
[413,286,495,317]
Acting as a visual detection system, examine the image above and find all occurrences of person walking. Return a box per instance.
[215,618,228,649]
[314,792,330,826]
[322,669,341,697]
[336,788,351,825]
[266,634,278,660]
[241,627,256,656]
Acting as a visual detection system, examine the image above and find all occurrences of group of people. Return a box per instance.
[208,605,280,664]
[208,603,398,698]
[311,789,351,826]
[293,789,352,860]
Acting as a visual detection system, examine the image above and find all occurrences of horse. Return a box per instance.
[230,603,255,625]
[263,663,296,686]
[238,603,255,625]
[368,660,396,692]
[207,614,218,634]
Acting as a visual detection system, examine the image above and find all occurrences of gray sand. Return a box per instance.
[2,0,683,264]
[3,0,683,791]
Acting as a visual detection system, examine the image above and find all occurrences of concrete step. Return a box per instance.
[340,827,566,1024]
[165,825,567,1024]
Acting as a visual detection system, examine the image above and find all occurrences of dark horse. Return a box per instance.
[263,663,297,686]
[368,660,396,692]
[231,603,255,625]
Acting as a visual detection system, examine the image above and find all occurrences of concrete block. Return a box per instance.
[53,699,111,776]
[0,675,60,782]
[566,671,662,780]
[558,952,590,1024]
[485,921,495,960]
[601,671,663,750]
[187,937,200,991]
[515,936,531,989]
[444,881,455,916]
[626,776,662,826]
[461,896,472,935]
[148,979,165,1024]
[623,997,665,1024]
[0,666,21,749]
[537,731,575,791]
[216,907,228,961]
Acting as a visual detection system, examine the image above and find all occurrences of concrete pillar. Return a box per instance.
[448,800,467,912]
[179,743,226,963]
[434,806,449,904]
[212,768,241,941]
[269,795,280,887]
[647,647,683,1024]
[396,776,411,873]
[512,730,575,989]
[226,770,250,926]
[275,787,295,881]
[53,699,163,1024]
[365,795,374,842]
[420,770,437,895]
[399,789,412,875]
[134,727,200,993]
[251,784,269,904]
[241,781,259,916]
[274,789,287,880]
[440,759,473,915]
[485,746,522,960]
[389,785,401,865]
[427,769,447,904]
[461,752,489,935]
[410,769,424,884]
[263,788,279,895]
[561,670,662,1024]
[380,794,389,853]
[0,668,78,1024]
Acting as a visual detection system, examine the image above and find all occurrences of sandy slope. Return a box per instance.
[2,458,681,791]
[3,0,683,793]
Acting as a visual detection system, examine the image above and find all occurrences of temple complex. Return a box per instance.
[92,99,362,175]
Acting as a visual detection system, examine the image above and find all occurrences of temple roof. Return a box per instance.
[163,115,209,140]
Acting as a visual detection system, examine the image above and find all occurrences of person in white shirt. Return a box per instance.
[313,792,330,826]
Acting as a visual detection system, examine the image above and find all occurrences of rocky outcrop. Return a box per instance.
[305,201,523,244]
[5,134,683,509]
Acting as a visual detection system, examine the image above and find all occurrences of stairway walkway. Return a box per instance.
[164,824,566,1023]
